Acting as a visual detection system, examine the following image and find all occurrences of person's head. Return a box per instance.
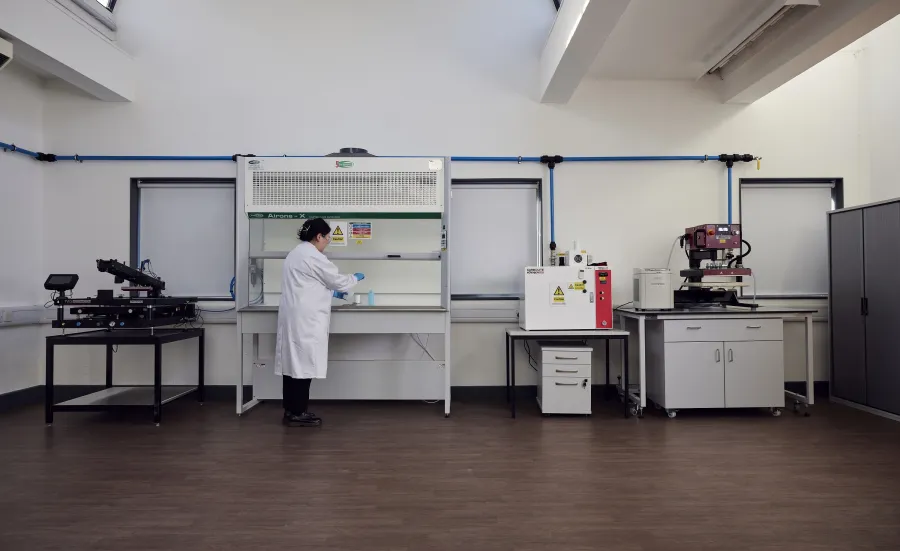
[298,218,332,252]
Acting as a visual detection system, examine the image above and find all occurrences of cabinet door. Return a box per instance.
[829,210,867,404]
[724,341,785,408]
[662,342,725,409]
[863,203,900,415]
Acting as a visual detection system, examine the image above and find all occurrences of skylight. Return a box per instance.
[94,0,116,11]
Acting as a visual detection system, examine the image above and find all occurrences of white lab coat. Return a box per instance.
[274,242,358,379]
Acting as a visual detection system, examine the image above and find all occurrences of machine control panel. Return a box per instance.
[686,224,741,249]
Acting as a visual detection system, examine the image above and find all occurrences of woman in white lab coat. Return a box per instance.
[274,218,364,427]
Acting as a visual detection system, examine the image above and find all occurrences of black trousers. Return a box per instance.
[283,375,312,414]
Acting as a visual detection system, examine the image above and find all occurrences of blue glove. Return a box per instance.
[332,290,348,299]
[354,272,365,281]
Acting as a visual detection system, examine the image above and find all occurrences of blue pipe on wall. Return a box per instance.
[566,155,715,162]
[54,155,234,161]
[0,141,39,159]
[549,166,556,244]
[449,156,542,163]
[727,164,733,225]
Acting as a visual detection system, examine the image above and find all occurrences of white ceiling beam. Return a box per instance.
[540,0,632,103]
[0,0,134,102]
[712,0,900,104]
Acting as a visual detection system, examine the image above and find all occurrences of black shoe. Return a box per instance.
[282,412,321,427]
[306,411,321,421]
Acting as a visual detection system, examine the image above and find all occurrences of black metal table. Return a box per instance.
[45,328,205,425]
[505,328,631,419]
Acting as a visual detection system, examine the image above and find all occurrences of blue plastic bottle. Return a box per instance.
[368,290,375,306]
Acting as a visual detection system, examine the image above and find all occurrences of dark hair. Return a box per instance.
[298,218,331,242]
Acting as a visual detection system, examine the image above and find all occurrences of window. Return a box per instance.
[94,0,116,10]
[739,178,843,298]
[130,179,236,300]
[449,179,542,298]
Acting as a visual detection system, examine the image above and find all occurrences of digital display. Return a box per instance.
[717,226,730,233]
[48,275,75,285]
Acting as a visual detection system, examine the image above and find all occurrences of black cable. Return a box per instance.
[523,341,539,372]
[614,300,634,311]
[727,239,752,268]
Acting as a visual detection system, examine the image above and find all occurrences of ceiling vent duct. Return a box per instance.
[0,37,13,73]
[325,147,375,157]
[704,0,820,75]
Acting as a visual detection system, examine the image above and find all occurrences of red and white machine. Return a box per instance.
[519,265,613,330]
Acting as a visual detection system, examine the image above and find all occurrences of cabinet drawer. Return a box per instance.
[538,376,591,414]
[663,319,783,343]
[542,362,591,378]
[539,348,592,365]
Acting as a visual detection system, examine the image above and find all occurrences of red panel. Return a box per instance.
[594,268,613,329]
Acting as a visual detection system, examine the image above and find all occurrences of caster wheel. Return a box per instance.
[444,413,450,418]
[666,410,677,419]
[770,408,782,417]
[804,411,811,417]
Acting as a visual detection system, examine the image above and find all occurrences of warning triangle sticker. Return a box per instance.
[333,226,344,236]
[567,284,574,289]
[554,286,565,296]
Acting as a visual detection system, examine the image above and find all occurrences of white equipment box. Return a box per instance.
[536,342,592,415]
[519,266,613,330]
[633,268,674,310]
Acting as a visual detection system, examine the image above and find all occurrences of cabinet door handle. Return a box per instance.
[686,326,702,330]
[861,297,869,316]
[554,356,578,360]
[715,349,720,363]
[746,325,762,329]
[728,349,733,362]
[555,381,579,386]
[555,369,579,373]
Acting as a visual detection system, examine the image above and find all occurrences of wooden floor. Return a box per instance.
[1,398,900,551]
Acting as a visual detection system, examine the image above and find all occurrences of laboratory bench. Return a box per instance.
[505,328,631,419]
[45,327,205,425]
[616,306,817,417]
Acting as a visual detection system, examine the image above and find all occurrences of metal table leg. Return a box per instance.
[198,330,205,403]
[105,344,113,388]
[153,342,162,425]
[623,336,630,418]
[511,337,517,419]
[505,332,510,403]
[605,339,610,401]
[45,341,54,426]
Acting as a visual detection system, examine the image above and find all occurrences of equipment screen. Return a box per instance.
[47,275,75,285]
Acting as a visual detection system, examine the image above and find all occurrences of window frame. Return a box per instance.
[95,0,117,11]
[129,177,237,302]
[738,177,844,299]
[449,178,543,301]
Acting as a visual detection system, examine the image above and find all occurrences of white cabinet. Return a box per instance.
[536,343,592,415]
[659,342,725,409]
[724,341,785,408]
[646,318,784,413]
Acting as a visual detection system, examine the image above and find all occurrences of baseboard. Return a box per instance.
[1,382,833,413]
[0,386,44,414]
[785,381,829,397]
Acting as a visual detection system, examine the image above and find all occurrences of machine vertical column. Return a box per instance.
[105,344,114,388]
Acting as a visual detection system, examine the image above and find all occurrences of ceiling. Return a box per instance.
[588,0,779,80]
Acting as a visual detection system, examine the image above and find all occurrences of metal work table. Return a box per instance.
[505,328,631,419]
[45,328,205,425]
[616,306,818,415]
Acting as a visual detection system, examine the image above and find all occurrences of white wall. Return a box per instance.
[34,0,869,389]
[858,15,900,202]
[0,64,44,395]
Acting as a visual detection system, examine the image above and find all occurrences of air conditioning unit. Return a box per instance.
[0,37,12,73]
[704,0,820,75]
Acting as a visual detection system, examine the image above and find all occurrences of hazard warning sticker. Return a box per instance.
[568,281,586,291]
[330,222,347,247]
[552,285,566,305]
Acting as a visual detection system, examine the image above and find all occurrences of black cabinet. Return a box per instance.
[829,201,900,416]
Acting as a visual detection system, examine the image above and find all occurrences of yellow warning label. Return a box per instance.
[572,282,585,291]
[552,285,566,305]
[568,284,574,290]
[330,222,347,246]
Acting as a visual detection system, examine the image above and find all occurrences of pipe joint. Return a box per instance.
[540,154,564,169]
